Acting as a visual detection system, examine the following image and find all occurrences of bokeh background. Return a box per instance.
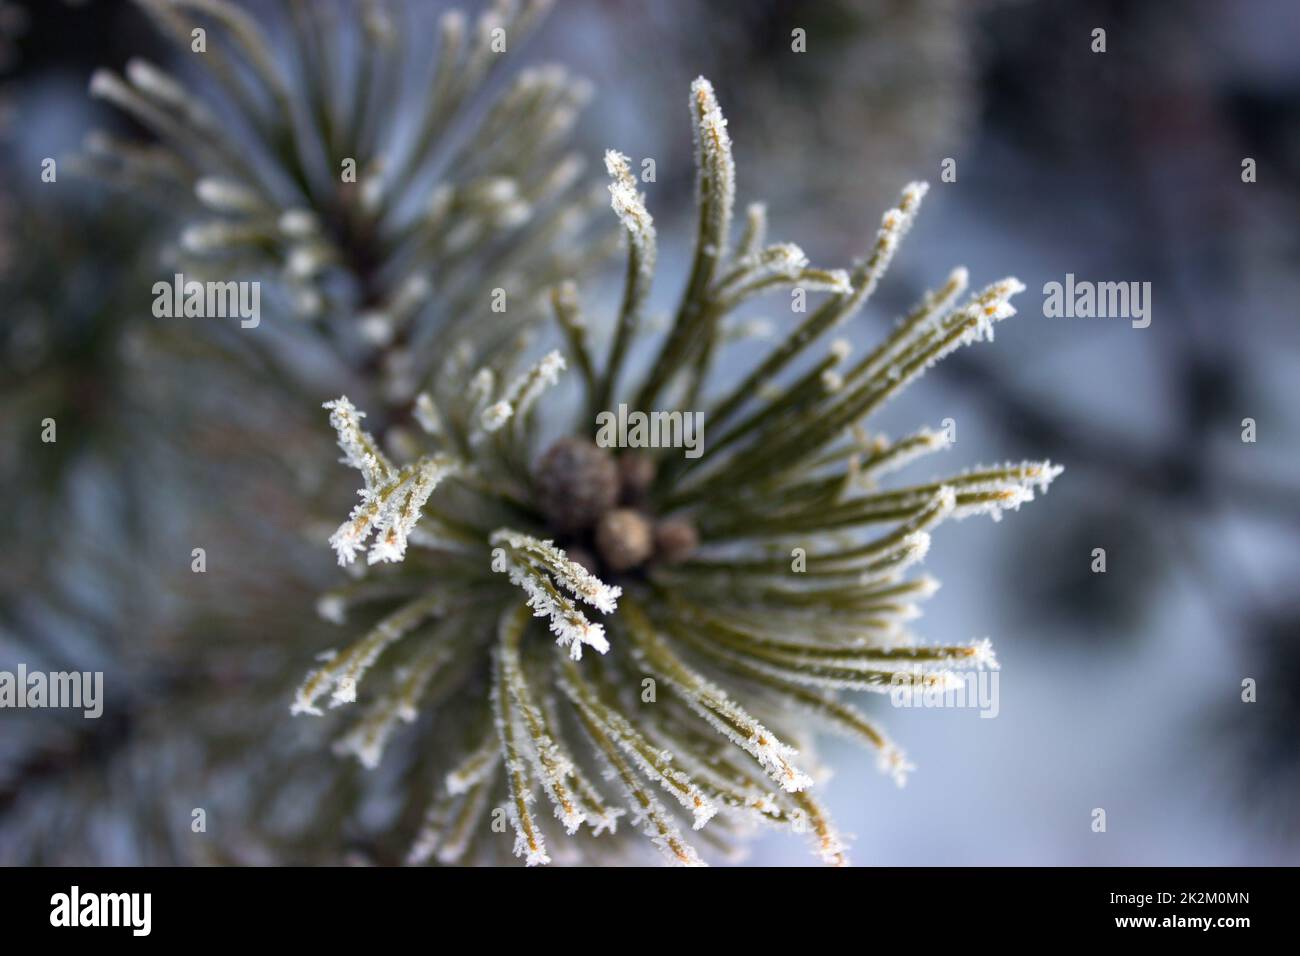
[2,0,1297,864]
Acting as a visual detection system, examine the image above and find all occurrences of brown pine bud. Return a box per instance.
[618,452,657,505]
[595,508,654,572]
[534,437,619,532]
[654,518,699,564]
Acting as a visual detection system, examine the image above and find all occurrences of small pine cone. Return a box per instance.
[654,518,699,564]
[618,452,657,505]
[595,508,654,572]
[534,438,619,532]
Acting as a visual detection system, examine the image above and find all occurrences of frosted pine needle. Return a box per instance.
[491,528,620,659]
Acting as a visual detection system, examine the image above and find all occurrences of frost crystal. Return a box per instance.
[490,530,621,660]
[605,150,657,280]
[323,397,459,566]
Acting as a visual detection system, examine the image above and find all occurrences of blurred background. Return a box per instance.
[1,0,1297,864]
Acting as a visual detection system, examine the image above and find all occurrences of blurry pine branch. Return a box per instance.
[80,0,608,416]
